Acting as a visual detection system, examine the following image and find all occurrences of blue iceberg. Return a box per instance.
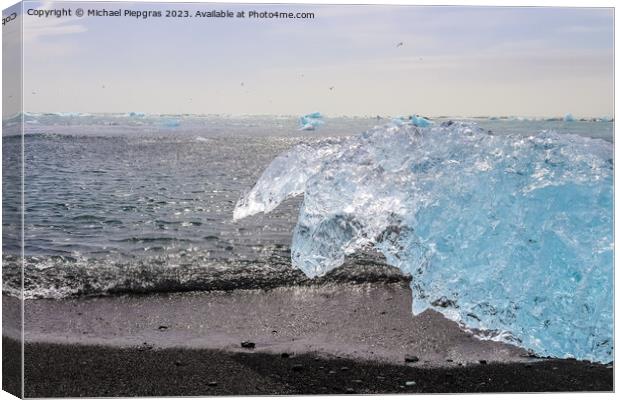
[298,112,324,131]
[563,113,575,122]
[392,115,433,127]
[234,121,613,363]
[409,114,433,127]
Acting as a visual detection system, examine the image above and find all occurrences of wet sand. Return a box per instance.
[2,281,614,396]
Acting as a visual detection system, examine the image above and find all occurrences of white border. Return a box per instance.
[0,1,616,400]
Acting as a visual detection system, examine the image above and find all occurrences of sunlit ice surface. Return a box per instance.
[235,121,613,363]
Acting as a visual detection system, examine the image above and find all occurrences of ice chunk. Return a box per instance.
[127,112,146,118]
[409,115,433,127]
[391,116,407,126]
[392,115,433,127]
[234,121,613,363]
[298,112,324,131]
[563,113,575,122]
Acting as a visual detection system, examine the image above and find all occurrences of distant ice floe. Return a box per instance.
[235,120,613,363]
[298,112,324,131]
[392,115,434,127]
[563,113,575,122]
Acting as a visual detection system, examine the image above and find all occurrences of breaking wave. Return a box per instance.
[3,252,408,300]
[234,121,613,363]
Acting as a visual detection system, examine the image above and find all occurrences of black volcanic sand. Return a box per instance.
[2,338,612,397]
[3,280,614,396]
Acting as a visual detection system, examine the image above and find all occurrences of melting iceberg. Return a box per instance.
[234,121,613,363]
[299,112,324,131]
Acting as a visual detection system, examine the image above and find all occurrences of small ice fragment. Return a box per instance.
[392,116,407,126]
[298,112,324,131]
[410,115,433,127]
[563,113,575,122]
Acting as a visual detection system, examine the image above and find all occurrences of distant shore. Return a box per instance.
[3,278,613,396]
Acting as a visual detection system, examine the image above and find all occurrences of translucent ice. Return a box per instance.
[392,115,433,127]
[410,115,433,127]
[299,112,324,131]
[564,113,575,122]
[234,121,613,363]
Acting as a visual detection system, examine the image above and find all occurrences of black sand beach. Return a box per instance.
[2,277,613,396]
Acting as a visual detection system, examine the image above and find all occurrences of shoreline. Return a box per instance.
[3,280,614,395]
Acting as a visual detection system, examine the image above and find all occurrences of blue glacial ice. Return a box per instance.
[564,113,575,122]
[234,121,613,363]
[299,112,324,131]
[392,115,433,127]
[410,115,433,127]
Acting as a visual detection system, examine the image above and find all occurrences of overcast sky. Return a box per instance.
[6,2,615,117]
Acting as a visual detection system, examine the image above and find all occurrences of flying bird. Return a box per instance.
[396,42,404,47]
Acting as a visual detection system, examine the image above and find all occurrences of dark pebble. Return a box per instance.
[345,388,356,394]
[405,355,420,363]
[174,360,184,367]
[479,360,487,365]
[340,367,350,371]
[158,325,168,331]
[446,359,453,363]
[241,341,255,349]
[281,352,290,358]
[207,381,218,387]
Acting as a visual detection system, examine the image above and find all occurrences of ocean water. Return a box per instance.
[2,114,613,308]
